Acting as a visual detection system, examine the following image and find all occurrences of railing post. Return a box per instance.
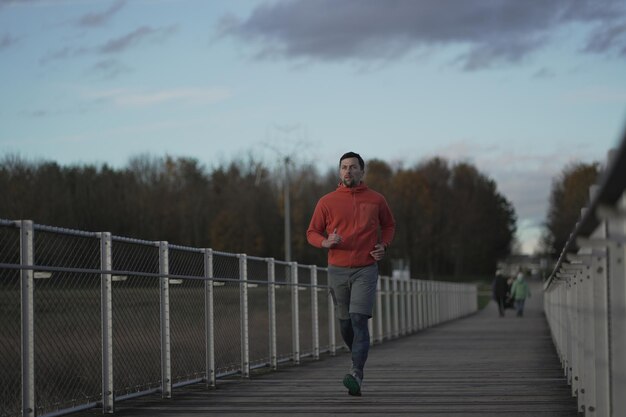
[204,249,216,387]
[398,279,405,335]
[20,220,35,417]
[592,226,609,417]
[159,241,172,398]
[268,258,278,370]
[291,262,300,364]
[435,282,441,325]
[423,281,429,328]
[424,281,428,327]
[564,279,572,383]
[572,269,580,398]
[375,277,383,342]
[439,282,445,323]
[449,283,455,320]
[415,281,421,330]
[310,265,320,360]
[412,280,418,332]
[575,264,586,412]
[239,254,250,377]
[607,204,626,415]
[100,232,114,413]
[566,278,574,385]
[581,251,596,415]
[384,277,393,340]
[392,277,399,338]
[415,279,424,331]
[329,282,336,356]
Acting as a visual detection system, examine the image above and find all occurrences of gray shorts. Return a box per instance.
[328,263,378,320]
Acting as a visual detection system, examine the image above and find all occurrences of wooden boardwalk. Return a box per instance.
[76,280,577,417]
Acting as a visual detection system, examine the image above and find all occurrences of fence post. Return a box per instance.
[100,232,114,413]
[577,260,589,413]
[412,280,418,332]
[592,226,610,417]
[564,279,572,383]
[291,262,300,365]
[159,241,172,398]
[384,277,391,339]
[428,281,433,328]
[311,265,320,360]
[392,278,399,338]
[375,277,383,343]
[607,206,626,415]
[268,258,277,370]
[581,252,596,415]
[405,280,411,332]
[329,280,336,356]
[561,280,569,379]
[204,249,216,387]
[417,280,423,330]
[399,279,406,335]
[239,254,250,377]
[572,269,581,398]
[20,220,35,417]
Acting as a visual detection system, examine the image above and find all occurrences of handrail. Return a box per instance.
[543,128,626,416]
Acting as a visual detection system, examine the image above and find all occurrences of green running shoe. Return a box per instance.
[343,371,362,396]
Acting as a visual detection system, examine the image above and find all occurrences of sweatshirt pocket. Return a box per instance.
[358,203,378,228]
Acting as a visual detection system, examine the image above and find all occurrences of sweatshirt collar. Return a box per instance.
[336,182,368,193]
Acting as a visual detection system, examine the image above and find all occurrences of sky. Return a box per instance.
[1,0,625,255]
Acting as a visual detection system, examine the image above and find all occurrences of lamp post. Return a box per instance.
[284,156,291,262]
[263,124,303,263]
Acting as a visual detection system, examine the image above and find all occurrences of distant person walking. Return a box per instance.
[492,270,509,317]
[510,271,531,317]
[307,151,396,397]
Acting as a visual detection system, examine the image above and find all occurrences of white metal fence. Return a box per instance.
[0,220,478,417]
[543,132,626,417]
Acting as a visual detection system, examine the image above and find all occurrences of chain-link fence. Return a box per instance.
[0,220,21,417]
[0,219,478,417]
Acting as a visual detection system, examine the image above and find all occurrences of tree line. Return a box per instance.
[0,153,517,279]
[541,161,600,258]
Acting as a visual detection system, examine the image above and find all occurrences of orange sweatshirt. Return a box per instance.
[307,183,396,268]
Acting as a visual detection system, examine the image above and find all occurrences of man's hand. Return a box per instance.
[370,243,386,261]
[322,228,342,248]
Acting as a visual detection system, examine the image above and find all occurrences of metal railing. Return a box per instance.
[543,131,626,417]
[0,220,478,417]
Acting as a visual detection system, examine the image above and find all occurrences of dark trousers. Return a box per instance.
[495,296,507,316]
[339,313,370,378]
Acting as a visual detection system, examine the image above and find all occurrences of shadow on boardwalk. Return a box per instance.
[76,279,577,417]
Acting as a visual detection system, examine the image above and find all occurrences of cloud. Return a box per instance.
[0,33,19,50]
[40,25,178,64]
[40,45,89,64]
[89,58,131,79]
[219,0,626,70]
[19,109,49,118]
[86,87,232,107]
[532,67,556,79]
[561,86,626,104]
[97,25,178,54]
[75,0,125,28]
[583,21,626,56]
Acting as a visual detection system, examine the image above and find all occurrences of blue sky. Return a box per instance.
[1,0,625,254]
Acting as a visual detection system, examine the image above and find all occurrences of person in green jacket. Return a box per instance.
[510,272,531,317]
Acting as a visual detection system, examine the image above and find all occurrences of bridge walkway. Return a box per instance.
[75,280,577,417]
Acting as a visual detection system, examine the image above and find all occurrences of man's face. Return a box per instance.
[340,157,364,188]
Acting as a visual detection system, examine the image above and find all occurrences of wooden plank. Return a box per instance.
[75,279,577,417]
